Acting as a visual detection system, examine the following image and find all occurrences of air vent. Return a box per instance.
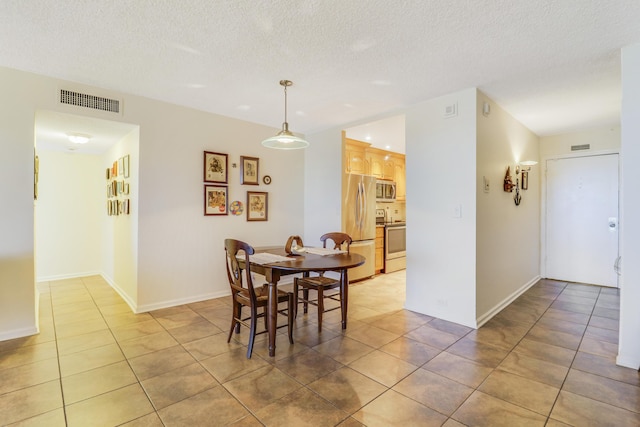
[59,89,120,114]
[571,144,590,151]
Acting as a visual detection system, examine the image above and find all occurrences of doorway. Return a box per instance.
[545,153,619,287]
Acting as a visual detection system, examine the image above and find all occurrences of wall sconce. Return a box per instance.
[504,161,537,206]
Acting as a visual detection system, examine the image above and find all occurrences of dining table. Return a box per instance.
[245,246,365,357]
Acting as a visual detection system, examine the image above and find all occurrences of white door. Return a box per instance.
[546,154,619,287]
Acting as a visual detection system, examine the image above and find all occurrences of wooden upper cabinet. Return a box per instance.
[392,153,406,201]
[368,151,384,178]
[344,137,370,174]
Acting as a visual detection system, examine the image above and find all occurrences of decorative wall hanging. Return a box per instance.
[204,185,228,216]
[240,156,259,185]
[229,200,244,216]
[247,191,268,221]
[204,151,228,184]
[262,175,272,185]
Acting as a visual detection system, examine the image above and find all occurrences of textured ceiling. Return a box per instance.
[3,0,640,152]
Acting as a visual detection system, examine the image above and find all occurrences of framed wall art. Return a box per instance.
[204,185,228,216]
[240,156,259,185]
[123,155,130,178]
[204,151,228,184]
[247,191,268,221]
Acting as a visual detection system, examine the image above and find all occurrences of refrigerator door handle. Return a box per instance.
[361,181,367,230]
[355,182,361,230]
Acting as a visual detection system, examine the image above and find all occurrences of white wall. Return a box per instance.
[540,126,620,158]
[35,151,103,280]
[102,129,139,307]
[405,88,478,327]
[475,92,540,324]
[618,43,640,369]
[0,67,37,340]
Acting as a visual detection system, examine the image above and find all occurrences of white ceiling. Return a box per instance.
[3,1,640,153]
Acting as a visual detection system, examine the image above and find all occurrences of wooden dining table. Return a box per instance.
[246,247,365,357]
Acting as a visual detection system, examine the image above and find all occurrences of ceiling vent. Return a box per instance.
[571,144,590,151]
[59,89,121,114]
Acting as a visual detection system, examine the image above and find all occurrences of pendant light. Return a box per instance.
[261,80,309,149]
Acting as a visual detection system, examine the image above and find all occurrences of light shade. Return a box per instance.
[261,124,309,149]
[520,160,538,166]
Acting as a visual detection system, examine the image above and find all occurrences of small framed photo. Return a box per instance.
[118,157,124,176]
[521,171,529,190]
[204,185,228,216]
[240,156,259,185]
[247,191,268,221]
[204,151,228,184]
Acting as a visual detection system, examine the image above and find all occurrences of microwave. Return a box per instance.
[376,180,396,202]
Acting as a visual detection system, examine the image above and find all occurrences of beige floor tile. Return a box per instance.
[578,336,619,358]
[478,369,559,415]
[535,315,587,336]
[0,380,63,425]
[153,309,205,329]
[99,302,135,316]
[200,347,271,383]
[275,349,343,384]
[541,308,590,325]
[59,343,125,377]
[344,324,400,348]
[511,337,576,367]
[7,408,66,427]
[61,360,138,404]
[103,311,154,328]
[592,305,619,320]
[498,352,569,388]
[313,335,375,364]
[119,330,179,358]
[584,324,619,344]
[128,345,196,381]
[465,318,530,351]
[56,329,116,356]
[166,319,222,344]
[423,351,493,388]
[550,300,594,315]
[157,386,250,426]
[405,324,461,349]
[452,390,546,426]
[379,336,441,366]
[572,351,640,387]
[550,390,640,427]
[66,383,154,427]
[53,307,103,326]
[255,387,349,427]
[525,324,582,350]
[349,349,418,387]
[0,357,59,395]
[110,318,165,341]
[54,316,108,339]
[588,315,619,331]
[182,332,242,360]
[367,310,431,334]
[426,318,473,338]
[352,389,447,427]
[223,365,303,412]
[140,362,218,410]
[308,366,387,413]
[393,369,473,415]
[0,341,57,370]
[563,368,640,413]
[119,412,165,427]
[445,336,510,368]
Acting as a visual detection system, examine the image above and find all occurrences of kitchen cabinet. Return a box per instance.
[344,137,369,175]
[392,153,406,201]
[368,151,384,178]
[375,226,384,273]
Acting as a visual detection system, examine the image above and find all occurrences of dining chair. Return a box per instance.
[224,238,294,358]
[293,232,352,331]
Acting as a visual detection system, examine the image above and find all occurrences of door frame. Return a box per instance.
[540,149,620,283]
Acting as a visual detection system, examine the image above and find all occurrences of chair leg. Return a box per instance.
[287,293,294,344]
[317,286,324,331]
[247,305,257,358]
[235,303,242,334]
[293,280,299,318]
[303,288,309,314]
[228,301,240,343]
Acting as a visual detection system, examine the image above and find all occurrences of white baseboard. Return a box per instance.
[135,290,230,314]
[37,270,102,282]
[616,354,640,370]
[0,325,39,342]
[476,275,541,327]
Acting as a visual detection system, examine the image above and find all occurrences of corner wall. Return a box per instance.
[475,91,540,324]
[618,43,640,369]
[404,88,478,327]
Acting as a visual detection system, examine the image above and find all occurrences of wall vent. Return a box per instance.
[59,89,120,114]
[571,144,590,151]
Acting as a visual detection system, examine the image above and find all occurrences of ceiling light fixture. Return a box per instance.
[68,133,91,144]
[261,80,309,150]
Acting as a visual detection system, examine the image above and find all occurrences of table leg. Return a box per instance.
[340,269,348,329]
[267,280,278,357]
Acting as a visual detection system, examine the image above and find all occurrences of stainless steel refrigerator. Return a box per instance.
[342,174,376,281]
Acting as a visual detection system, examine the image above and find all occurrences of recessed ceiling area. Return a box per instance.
[35,110,138,155]
[345,115,405,154]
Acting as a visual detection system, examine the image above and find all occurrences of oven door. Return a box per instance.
[385,225,406,260]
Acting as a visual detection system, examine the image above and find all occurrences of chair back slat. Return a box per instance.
[320,232,352,253]
[225,238,257,303]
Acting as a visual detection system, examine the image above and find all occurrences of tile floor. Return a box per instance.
[1,272,639,426]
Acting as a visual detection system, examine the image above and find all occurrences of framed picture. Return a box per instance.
[118,157,124,176]
[521,171,529,190]
[204,151,228,184]
[204,185,228,216]
[123,155,130,178]
[247,191,268,221]
[240,156,259,185]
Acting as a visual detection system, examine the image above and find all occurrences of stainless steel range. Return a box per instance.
[375,209,406,273]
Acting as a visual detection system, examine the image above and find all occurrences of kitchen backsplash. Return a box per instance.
[376,201,406,222]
